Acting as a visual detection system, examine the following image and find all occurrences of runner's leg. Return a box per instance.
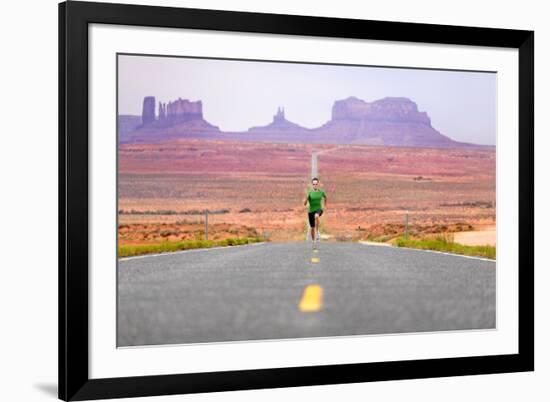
[314,213,320,241]
[308,212,316,241]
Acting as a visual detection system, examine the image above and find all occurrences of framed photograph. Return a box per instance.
[59,0,534,400]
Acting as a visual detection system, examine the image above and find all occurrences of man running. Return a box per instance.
[304,177,327,247]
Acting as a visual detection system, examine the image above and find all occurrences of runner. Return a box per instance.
[303,177,327,248]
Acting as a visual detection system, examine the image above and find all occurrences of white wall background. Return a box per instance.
[0,0,546,401]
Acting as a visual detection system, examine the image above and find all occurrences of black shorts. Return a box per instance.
[308,209,323,227]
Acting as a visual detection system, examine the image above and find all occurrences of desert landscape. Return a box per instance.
[115,57,498,350]
[117,94,496,257]
[118,138,495,248]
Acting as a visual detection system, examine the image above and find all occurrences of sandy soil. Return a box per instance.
[118,139,496,244]
[453,225,496,246]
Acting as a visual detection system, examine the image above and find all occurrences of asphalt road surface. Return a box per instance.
[117,242,495,347]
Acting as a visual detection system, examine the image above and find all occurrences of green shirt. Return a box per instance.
[307,189,326,212]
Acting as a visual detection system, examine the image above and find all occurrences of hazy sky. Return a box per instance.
[118,54,497,145]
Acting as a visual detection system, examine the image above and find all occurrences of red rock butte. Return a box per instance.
[118,95,489,149]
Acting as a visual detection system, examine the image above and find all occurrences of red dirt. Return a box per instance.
[118,139,495,242]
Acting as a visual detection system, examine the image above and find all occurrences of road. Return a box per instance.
[311,151,318,178]
[117,242,495,347]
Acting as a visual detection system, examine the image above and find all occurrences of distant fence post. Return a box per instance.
[404,210,409,239]
[205,209,209,240]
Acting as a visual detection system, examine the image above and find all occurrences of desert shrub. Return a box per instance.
[211,209,230,214]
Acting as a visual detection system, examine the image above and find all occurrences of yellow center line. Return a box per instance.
[299,284,323,312]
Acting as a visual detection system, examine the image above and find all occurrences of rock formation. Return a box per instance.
[248,106,309,132]
[137,97,219,131]
[141,96,156,125]
[164,98,203,123]
[159,101,166,120]
[331,96,430,124]
[119,95,479,148]
[273,107,285,124]
[315,97,459,147]
[118,115,143,138]
[139,97,206,128]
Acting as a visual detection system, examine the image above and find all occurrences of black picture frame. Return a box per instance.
[59,1,534,400]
